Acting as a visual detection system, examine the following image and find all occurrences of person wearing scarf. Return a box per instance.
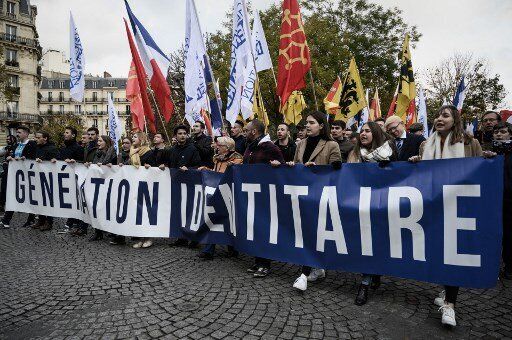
[127,132,157,249]
[271,111,342,291]
[346,122,399,306]
[197,136,243,260]
[409,105,483,327]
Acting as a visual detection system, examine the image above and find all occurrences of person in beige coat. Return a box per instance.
[272,111,342,291]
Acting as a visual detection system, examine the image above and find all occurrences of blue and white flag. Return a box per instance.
[108,94,122,155]
[417,87,429,138]
[251,11,272,72]
[184,0,210,126]
[453,75,467,111]
[69,12,85,103]
[240,2,257,120]
[226,0,252,125]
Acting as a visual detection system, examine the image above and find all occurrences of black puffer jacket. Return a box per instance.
[58,140,84,162]
[166,140,201,169]
[35,142,59,161]
[84,141,98,163]
[274,139,297,163]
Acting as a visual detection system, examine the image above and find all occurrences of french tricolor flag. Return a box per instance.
[125,1,174,122]
[453,75,467,112]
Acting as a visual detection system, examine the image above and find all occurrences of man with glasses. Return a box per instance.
[476,111,502,151]
[384,116,425,161]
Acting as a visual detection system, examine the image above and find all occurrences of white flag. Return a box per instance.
[252,11,272,72]
[108,94,122,155]
[69,12,85,103]
[226,0,252,125]
[240,2,257,120]
[417,88,429,139]
[357,89,370,132]
[184,0,209,126]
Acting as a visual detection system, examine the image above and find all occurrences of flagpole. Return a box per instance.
[308,70,319,111]
[146,82,171,143]
[191,0,224,131]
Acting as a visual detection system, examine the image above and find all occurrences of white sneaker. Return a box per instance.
[307,269,326,282]
[293,274,308,291]
[439,304,456,327]
[142,240,153,248]
[132,241,144,249]
[434,290,446,307]
[0,222,9,229]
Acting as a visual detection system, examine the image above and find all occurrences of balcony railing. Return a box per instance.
[0,111,42,124]
[6,12,17,19]
[5,60,19,68]
[0,33,39,48]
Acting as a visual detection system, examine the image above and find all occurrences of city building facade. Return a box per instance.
[0,0,42,142]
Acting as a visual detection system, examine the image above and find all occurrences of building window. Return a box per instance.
[6,25,17,40]
[92,92,98,101]
[59,105,64,113]
[48,105,53,113]
[93,105,98,113]
[6,2,15,16]
[93,118,98,127]
[50,80,55,88]
[60,81,65,89]
[6,101,18,115]
[59,91,64,101]
[108,91,114,101]
[48,92,53,102]
[5,49,17,62]
[8,74,18,87]
[75,105,82,114]
[92,81,97,89]
[125,105,130,114]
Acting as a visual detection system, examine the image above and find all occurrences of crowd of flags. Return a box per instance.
[67,0,510,147]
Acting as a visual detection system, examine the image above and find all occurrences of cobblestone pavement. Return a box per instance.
[1,213,511,340]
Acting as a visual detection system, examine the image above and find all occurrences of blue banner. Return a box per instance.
[171,157,504,289]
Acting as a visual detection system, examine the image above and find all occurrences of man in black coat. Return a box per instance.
[164,125,201,170]
[192,121,214,168]
[152,132,169,167]
[274,123,296,162]
[52,126,84,234]
[385,116,425,162]
[84,127,99,163]
[1,125,37,229]
[167,125,202,247]
[32,131,59,231]
[231,120,247,155]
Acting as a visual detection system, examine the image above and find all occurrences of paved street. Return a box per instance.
[0,213,511,340]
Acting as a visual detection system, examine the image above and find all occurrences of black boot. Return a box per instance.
[355,284,369,306]
[371,276,381,290]
[89,229,103,241]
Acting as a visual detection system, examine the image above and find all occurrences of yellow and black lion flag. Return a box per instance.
[336,57,367,122]
[281,90,307,125]
[395,33,416,122]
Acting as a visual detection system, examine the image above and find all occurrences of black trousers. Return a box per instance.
[444,285,459,305]
[302,266,312,276]
[2,211,35,225]
[0,165,7,207]
[503,202,512,272]
[255,257,271,269]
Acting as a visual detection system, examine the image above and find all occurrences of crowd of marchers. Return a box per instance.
[0,105,511,328]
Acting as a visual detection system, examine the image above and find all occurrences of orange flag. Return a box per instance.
[126,61,145,132]
[369,89,382,121]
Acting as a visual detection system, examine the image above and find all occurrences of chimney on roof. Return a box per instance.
[103,71,112,78]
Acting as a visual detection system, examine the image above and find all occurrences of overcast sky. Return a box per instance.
[32,0,512,106]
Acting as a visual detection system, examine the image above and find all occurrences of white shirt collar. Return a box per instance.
[399,130,407,139]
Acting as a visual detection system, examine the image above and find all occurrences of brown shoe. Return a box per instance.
[39,222,53,231]
[31,220,44,229]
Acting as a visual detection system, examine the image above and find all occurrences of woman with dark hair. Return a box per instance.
[348,121,398,306]
[118,137,132,165]
[85,135,117,241]
[272,111,342,291]
[409,105,482,327]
